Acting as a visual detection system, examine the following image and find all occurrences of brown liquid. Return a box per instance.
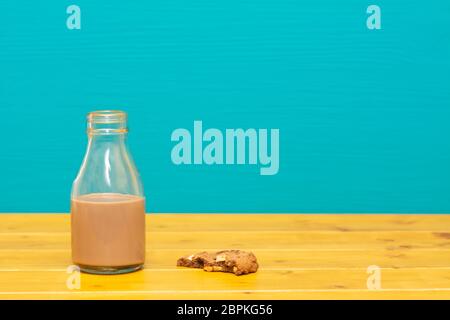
[71,193,145,268]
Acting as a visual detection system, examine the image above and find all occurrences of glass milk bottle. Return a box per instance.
[71,110,145,274]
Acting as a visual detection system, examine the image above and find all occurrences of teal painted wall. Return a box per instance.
[1,1,449,213]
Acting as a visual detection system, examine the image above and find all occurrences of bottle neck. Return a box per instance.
[85,110,129,168]
[89,132,127,142]
[87,133,128,155]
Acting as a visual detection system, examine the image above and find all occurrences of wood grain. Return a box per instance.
[1,214,450,232]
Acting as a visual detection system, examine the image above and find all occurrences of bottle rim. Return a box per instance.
[87,110,127,124]
[87,110,128,135]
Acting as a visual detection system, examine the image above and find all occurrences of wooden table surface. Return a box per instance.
[0,214,449,300]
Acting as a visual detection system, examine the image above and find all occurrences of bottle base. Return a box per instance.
[77,263,144,275]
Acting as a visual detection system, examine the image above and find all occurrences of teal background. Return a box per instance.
[1,1,449,213]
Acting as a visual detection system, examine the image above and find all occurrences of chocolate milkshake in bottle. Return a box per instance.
[71,110,145,274]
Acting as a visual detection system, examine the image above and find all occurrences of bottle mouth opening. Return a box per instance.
[87,110,127,124]
[87,110,128,135]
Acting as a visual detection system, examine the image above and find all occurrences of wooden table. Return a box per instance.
[0,214,449,299]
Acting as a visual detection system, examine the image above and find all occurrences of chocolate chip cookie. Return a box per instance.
[177,250,258,275]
